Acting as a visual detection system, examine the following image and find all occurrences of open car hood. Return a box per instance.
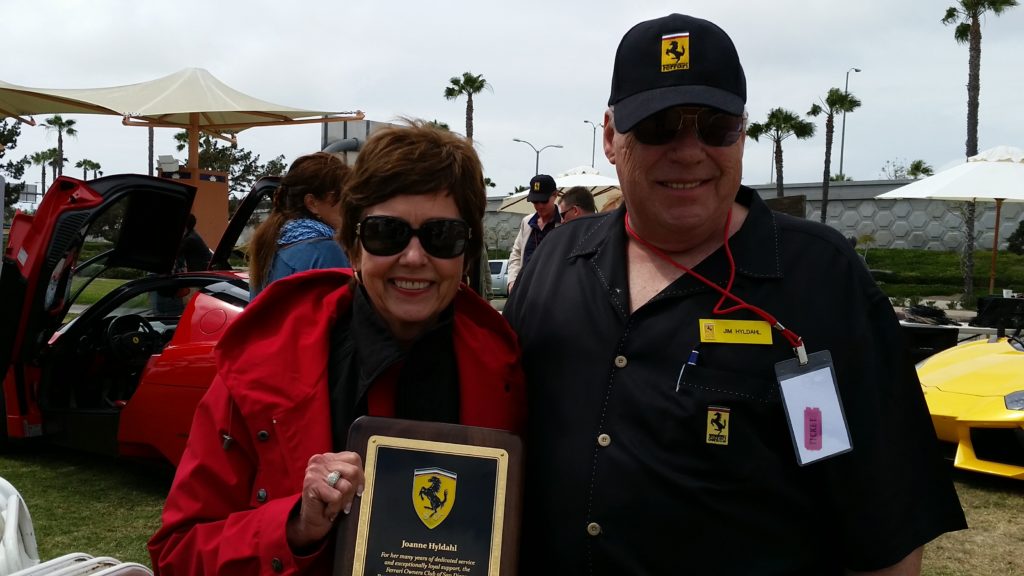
[210,176,281,270]
[0,174,195,379]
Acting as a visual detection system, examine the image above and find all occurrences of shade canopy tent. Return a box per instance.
[0,68,363,179]
[498,166,620,214]
[1,79,122,124]
[877,145,1024,294]
[1,68,363,244]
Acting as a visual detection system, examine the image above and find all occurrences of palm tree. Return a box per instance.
[942,0,1018,304]
[746,108,816,198]
[907,159,934,179]
[76,158,101,179]
[148,127,155,176]
[30,150,55,193]
[43,115,78,177]
[46,149,62,182]
[808,88,862,223]
[443,72,490,142]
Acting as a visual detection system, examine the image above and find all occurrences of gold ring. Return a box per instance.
[326,470,342,488]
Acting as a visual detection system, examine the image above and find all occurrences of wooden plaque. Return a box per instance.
[334,417,523,576]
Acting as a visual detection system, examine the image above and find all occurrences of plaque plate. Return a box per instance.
[335,417,522,576]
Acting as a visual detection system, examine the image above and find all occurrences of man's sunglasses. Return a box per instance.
[631,107,744,147]
[356,215,471,259]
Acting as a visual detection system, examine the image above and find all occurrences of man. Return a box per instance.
[505,13,965,576]
[505,174,561,294]
[179,213,212,271]
[557,185,597,223]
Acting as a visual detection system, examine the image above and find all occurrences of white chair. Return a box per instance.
[16,557,119,576]
[6,555,152,576]
[4,554,93,576]
[89,564,152,576]
[0,477,40,576]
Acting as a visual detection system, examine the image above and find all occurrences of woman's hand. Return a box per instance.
[286,451,365,552]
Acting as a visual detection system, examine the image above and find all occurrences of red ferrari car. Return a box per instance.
[1,173,278,466]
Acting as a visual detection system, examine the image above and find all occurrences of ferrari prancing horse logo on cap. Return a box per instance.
[661,32,690,72]
[412,467,457,529]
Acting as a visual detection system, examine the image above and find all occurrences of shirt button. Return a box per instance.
[271,557,283,572]
[614,355,627,368]
[256,488,268,503]
[586,522,602,536]
[597,433,611,447]
[257,430,270,441]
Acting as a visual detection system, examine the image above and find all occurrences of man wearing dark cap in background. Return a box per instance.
[506,174,561,294]
[506,13,965,575]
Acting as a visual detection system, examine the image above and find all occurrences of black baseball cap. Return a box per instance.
[608,13,746,133]
[527,174,557,202]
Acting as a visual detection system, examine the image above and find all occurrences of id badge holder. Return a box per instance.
[774,350,852,466]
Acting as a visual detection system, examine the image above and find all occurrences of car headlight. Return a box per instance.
[1006,391,1024,411]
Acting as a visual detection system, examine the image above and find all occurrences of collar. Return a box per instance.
[529,208,562,230]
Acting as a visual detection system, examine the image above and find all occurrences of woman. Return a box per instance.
[249,151,351,298]
[149,122,525,574]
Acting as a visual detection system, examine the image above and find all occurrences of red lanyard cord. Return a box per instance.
[624,210,807,363]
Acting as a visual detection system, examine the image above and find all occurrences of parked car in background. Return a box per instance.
[915,296,1024,481]
[0,173,279,467]
[489,259,509,298]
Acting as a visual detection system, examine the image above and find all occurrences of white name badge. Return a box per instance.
[774,350,852,466]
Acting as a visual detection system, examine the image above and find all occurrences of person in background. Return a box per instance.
[179,213,212,271]
[505,13,965,575]
[149,121,526,574]
[557,186,597,223]
[506,174,561,294]
[248,152,351,298]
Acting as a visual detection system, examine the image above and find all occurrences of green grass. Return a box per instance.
[0,444,171,566]
[0,445,1020,573]
[76,278,127,306]
[923,471,1024,576]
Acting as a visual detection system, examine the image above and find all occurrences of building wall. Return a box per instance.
[483,180,1024,254]
[751,180,1023,251]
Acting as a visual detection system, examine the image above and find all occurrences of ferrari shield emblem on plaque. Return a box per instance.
[412,467,457,529]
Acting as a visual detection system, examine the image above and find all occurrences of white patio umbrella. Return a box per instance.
[877,145,1024,294]
[498,166,620,214]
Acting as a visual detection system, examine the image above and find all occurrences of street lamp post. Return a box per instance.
[838,67,861,178]
[512,138,563,175]
[584,120,603,168]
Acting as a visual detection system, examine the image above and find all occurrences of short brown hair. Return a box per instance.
[340,121,485,269]
[560,186,597,214]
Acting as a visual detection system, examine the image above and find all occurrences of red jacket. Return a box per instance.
[149,269,525,575]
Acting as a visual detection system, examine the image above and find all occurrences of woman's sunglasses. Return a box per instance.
[356,215,471,259]
[631,107,744,147]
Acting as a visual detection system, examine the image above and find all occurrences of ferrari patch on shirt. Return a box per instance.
[706,407,730,445]
[699,319,773,344]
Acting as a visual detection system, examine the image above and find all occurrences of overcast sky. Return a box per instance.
[3,0,1023,203]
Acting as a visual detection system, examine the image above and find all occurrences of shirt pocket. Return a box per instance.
[672,363,793,482]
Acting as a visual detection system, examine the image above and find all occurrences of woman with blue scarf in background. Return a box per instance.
[249,152,351,298]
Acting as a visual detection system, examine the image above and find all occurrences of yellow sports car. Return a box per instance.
[916,316,1024,480]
